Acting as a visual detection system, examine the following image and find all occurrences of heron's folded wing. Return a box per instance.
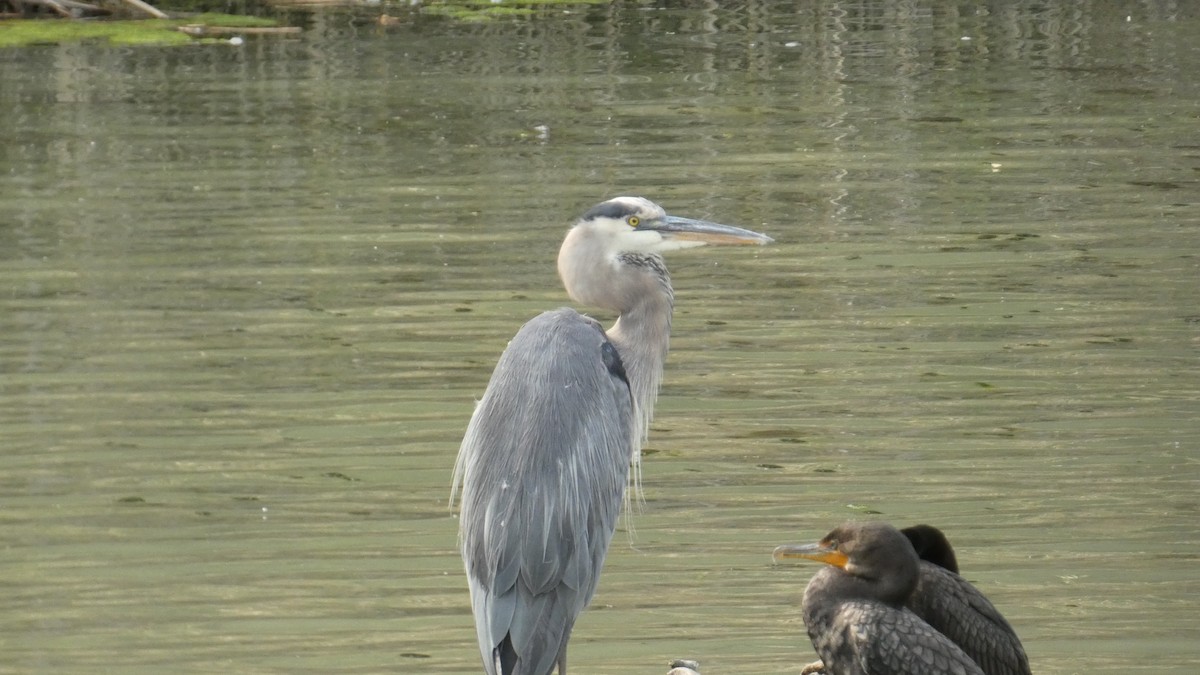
[456,308,635,672]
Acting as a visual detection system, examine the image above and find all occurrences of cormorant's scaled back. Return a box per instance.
[452,196,771,674]
[900,525,1031,675]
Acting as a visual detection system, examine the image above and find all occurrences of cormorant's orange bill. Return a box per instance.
[772,543,850,569]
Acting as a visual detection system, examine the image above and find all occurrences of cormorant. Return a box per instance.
[901,524,959,573]
[774,522,1028,675]
[899,525,1031,675]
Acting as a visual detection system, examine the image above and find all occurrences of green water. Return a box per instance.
[2,2,1198,673]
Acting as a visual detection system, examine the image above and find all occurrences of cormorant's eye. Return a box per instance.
[627,216,640,227]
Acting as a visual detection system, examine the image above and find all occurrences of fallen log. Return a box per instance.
[174,24,302,37]
[56,0,106,11]
[118,0,167,19]
[14,0,74,17]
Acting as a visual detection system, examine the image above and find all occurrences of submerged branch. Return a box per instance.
[117,0,166,18]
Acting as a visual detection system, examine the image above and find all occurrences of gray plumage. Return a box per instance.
[452,196,772,675]
[456,309,632,675]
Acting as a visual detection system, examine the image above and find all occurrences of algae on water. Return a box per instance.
[0,13,288,47]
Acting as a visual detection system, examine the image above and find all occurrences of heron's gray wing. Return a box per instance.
[819,600,985,675]
[907,564,1031,675]
[454,307,635,675]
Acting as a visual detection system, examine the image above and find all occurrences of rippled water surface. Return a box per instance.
[2,2,1198,673]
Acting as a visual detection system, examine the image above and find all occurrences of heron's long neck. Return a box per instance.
[607,284,673,444]
[557,226,674,443]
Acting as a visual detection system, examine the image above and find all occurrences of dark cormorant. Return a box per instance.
[774,522,1027,675]
[901,524,960,573]
[898,525,1031,675]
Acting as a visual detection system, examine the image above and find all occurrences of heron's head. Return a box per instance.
[559,196,772,313]
[577,196,773,255]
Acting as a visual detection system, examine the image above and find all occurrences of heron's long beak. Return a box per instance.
[652,215,774,246]
[772,543,849,568]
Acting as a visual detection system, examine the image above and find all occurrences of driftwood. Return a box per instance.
[56,0,103,10]
[174,24,302,37]
[3,0,302,35]
[8,0,106,17]
[117,0,166,18]
[5,0,155,17]
[31,0,71,16]
[265,0,372,6]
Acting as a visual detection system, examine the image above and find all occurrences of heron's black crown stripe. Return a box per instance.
[582,200,640,222]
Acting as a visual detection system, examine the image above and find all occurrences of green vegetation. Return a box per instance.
[0,13,283,48]
[184,12,277,27]
[421,5,535,21]
[419,0,608,23]
[0,0,609,47]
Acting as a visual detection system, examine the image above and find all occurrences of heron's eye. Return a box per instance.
[627,216,640,228]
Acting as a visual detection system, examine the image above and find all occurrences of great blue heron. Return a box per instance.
[451,196,772,675]
[773,522,1030,675]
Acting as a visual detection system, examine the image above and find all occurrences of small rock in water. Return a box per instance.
[667,658,701,675]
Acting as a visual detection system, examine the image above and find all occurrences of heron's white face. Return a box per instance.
[586,196,710,255]
[559,195,771,312]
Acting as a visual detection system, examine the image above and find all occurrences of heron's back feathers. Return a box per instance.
[454,308,635,675]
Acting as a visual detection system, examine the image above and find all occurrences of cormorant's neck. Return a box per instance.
[804,561,918,613]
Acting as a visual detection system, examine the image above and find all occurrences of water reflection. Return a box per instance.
[2,1,1198,673]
